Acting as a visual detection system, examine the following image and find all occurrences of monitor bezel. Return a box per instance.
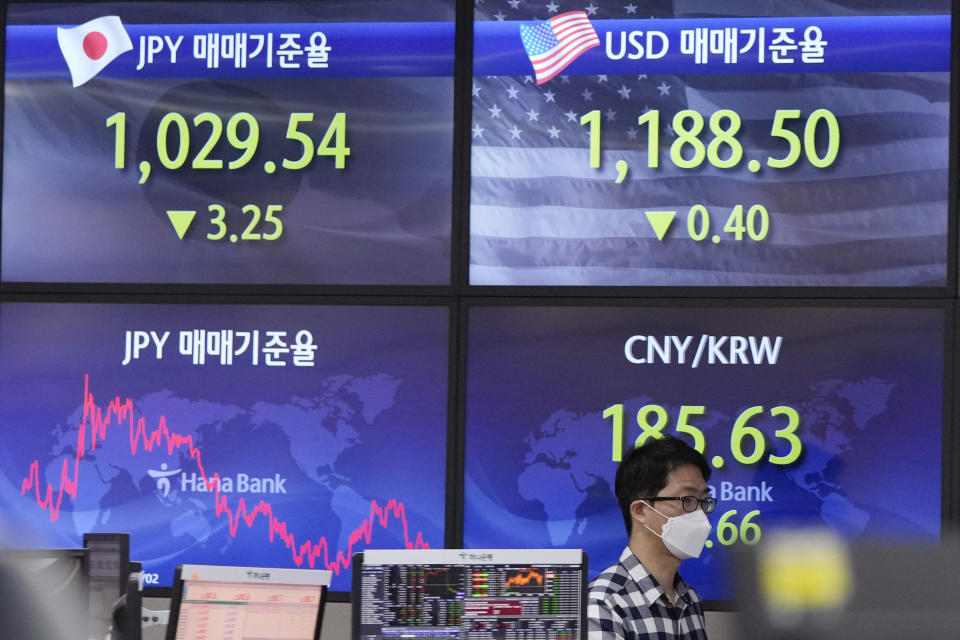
[164,563,331,640]
[350,548,589,640]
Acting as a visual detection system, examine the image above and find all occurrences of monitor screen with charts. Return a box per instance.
[84,532,130,640]
[352,549,587,640]
[165,564,331,640]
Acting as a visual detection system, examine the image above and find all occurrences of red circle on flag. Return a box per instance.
[82,31,109,60]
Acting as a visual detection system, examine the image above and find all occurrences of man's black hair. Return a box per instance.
[614,435,711,536]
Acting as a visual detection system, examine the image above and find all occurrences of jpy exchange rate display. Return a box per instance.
[0,302,450,592]
[471,0,952,286]
[2,1,455,285]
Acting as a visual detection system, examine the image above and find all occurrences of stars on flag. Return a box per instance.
[471,1,688,149]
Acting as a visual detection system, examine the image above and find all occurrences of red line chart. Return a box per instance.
[19,374,430,574]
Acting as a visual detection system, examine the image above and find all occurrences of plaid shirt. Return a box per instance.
[588,547,708,640]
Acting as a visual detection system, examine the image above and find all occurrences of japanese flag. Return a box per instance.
[57,16,133,87]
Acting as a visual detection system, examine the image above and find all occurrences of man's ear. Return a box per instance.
[629,499,647,526]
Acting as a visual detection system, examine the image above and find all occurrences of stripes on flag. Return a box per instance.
[519,11,600,84]
[473,0,950,286]
[468,70,949,285]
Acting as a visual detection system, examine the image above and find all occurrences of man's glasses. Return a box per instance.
[641,496,718,514]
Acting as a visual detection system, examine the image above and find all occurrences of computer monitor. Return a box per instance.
[352,549,587,639]
[111,561,142,640]
[1,548,89,640]
[164,564,332,640]
[84,533,130,640]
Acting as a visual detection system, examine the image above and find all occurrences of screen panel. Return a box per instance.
[470,1,953,287]
[0,301,450,592]
[2,1,455,285]
[462,303,945,601]
[84,531,130,640]
[166,564,330,640]
[352,548,586,640]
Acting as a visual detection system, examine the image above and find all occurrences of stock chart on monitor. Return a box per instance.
[0,302,450,592]
[353,549,585,639]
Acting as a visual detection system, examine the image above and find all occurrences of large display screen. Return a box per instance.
[2,1,455,284]
[471,1,952,286]
[462,303,945,601]
[0,302,450,592]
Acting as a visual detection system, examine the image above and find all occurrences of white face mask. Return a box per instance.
[642,501,712,559]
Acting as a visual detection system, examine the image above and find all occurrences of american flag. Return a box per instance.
[470,0,950,287]
[520,11,600,84]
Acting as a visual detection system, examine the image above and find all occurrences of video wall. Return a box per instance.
[0,0,956,604]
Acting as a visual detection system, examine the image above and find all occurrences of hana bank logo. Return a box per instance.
[147,463,182,499]
[147,463,288,501]
[520,11,600,84]
[57,15,133,87]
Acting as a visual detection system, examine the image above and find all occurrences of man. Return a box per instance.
[588,435,715,639]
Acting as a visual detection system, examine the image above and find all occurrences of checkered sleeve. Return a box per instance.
[588,551,709,639]
[588,567,631,639]
[588,595,629,639]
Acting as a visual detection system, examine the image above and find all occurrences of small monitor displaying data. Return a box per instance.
[352,549,586,640]
[165,564,331,640]
[113,561,142,640]
[84,532,130,640]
